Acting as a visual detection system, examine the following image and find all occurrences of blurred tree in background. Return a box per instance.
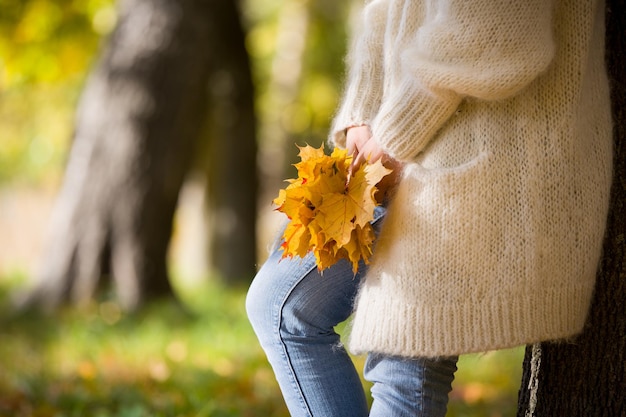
[0,0,353,310]
[15,0,257,311]
[252,0,352,189]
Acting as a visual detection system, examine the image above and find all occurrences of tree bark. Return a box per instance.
[517,1,626,415]
[21,0,216,311]
[202,0,258,285]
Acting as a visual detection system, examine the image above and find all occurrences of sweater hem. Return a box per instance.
[348,283,594,358]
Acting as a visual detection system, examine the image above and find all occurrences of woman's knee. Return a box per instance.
[246,251,316,341]
[245,263,278,341]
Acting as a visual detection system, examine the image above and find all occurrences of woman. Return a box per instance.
[247,0,613,415]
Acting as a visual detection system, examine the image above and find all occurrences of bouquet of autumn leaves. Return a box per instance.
[273,145,392,273]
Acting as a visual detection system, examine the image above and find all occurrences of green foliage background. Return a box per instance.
[0,0,117,185]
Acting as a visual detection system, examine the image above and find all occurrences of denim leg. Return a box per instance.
[365,353,458,417]
[246,239,371,417]
[247,206,457,416]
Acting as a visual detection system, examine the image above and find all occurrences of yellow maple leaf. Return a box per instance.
[347,225,376,271]
[281,221,311,258]
[315,157,391,246]
[274,144,392,273]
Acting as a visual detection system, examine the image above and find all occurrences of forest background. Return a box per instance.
[0,0,580,415]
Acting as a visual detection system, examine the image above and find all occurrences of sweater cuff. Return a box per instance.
[328,76,382,149]
[371,79,462,162]
[329,120,370,149]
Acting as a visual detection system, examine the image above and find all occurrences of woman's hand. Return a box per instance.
[346,125,403,203]
[346,125,385,168]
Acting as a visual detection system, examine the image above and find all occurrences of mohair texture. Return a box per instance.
[330,0,613,357]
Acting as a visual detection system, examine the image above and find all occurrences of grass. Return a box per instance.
[0,274,523,417]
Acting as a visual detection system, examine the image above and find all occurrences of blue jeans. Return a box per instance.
[246,208,457,416]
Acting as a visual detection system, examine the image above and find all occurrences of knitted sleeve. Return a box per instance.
[373,0,555,161]
[329,0,389,148]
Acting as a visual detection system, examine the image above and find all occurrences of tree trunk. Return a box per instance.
[257,0,310,192]
[203,0,258,285]
[517,1,626,415]
[21,0,215,311]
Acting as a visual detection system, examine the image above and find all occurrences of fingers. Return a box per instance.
[352,136,385,169]
[345,125,394,176]
[345,129,403,204]
[346,125,371,157]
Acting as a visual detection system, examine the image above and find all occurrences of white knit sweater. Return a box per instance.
[330,0,613,357]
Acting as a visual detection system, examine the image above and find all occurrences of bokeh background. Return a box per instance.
[0,0,523,415]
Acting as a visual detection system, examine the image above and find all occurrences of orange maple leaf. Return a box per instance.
[273,144,392,273]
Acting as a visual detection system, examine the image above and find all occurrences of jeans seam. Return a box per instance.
[418,359,426,417]
[275,261,318,417]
